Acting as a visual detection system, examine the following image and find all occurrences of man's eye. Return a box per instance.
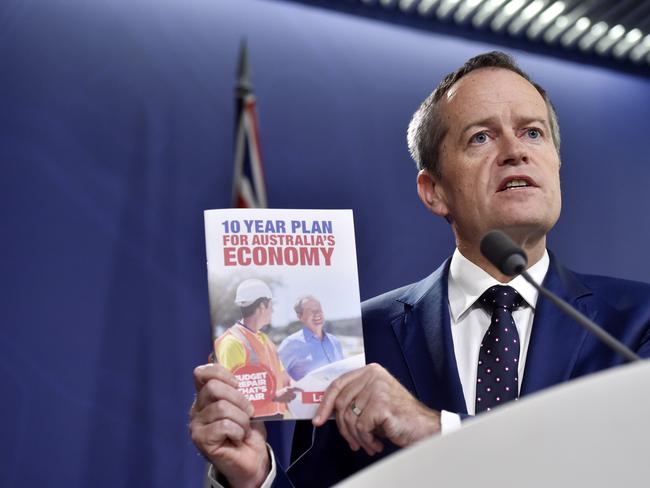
[527,128,541,139]
[471,132,488,144]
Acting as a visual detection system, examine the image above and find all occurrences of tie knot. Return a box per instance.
[479,285,523,312]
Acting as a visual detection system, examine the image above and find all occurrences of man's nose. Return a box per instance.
[497,133,528,166]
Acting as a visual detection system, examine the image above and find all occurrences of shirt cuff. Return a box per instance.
[207,443,277,488]
[440,410,462,434]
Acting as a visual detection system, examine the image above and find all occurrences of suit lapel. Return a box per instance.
[385,254,594,410]
[520,255,592,395]
[390,260,468,414]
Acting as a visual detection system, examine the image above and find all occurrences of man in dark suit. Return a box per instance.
[189,51,650,487]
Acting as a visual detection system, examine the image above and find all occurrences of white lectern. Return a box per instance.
[337,362,650,488]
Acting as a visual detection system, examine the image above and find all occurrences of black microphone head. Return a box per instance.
[480,230,528,276]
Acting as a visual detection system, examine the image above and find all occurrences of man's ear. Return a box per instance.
[417,169,449,218]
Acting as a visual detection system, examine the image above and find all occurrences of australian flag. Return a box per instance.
[231,41,268,208]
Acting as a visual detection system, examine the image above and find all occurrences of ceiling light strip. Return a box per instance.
[543,0,595,43]
[560,15,591,47]
[578,21,609,51]
[472,0,508,28]
[526,0,565,39]
[629,34,650,63]
[399,0,419,11]
[437,0,462,19]
[612,28,643,58]
[418,0,442,15]
[594,24,626,55]
[491,0,528,33]
[509,0,548,36]
[454,0,486,23]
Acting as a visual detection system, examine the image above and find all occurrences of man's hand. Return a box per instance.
[189,364,270,488]
[273,386,302,404]
[312,363,441,456]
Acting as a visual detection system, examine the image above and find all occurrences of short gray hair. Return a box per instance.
[293,295,318,317]
[407,51,561,178]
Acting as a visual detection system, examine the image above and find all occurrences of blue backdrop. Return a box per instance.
[1,0,649,486]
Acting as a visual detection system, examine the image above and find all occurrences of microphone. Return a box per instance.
[480,230,527,276]
[480,230,642,363]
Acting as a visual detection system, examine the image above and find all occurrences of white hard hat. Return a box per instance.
[234,279,273,306]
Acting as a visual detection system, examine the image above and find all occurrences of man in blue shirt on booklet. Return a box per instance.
[278,295,344,381]
[189,51,650,487]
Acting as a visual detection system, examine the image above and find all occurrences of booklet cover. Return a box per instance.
[204,208,365,420]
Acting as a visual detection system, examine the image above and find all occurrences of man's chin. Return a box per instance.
[490,207,557,231]
[495,221,552,243]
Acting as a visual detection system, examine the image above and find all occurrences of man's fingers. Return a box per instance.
[274,387,298,403]
[335,404,360,451]
[195,399,252,432]
[316,364,378,454]
[192,418,247,449]
[348,379,373,421]
[311,362,405,456]
[195,377,253,416]
[194,363,239,392]
[336,364,393,455]
[333,374,371,418]
[250,421,267,438]
[352,398,385,455]
[332,367,385,453]
[313,367,368,425]
[353,373,399,452]
[313,374,352,425]
[333,376,375,451]
[356,419,384,456]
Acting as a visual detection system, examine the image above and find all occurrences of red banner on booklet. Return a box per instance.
[301,391,324,404]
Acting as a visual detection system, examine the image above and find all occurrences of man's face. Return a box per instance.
[421,68,561,245]
[260,299,273,327]
[299,299,325,334]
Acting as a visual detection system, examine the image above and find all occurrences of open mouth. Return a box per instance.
[498,177,536,192]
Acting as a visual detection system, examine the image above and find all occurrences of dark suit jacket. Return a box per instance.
[283,255,650,487]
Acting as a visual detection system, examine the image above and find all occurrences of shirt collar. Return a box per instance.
[447,247,550,322]
[302,326,324,342]
[237,321,264,337]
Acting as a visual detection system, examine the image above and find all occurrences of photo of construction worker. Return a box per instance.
[213,278,298,419]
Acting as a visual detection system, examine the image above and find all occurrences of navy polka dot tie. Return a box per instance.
[475,285,523,414]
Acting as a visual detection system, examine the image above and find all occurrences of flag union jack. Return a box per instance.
[232,42,267,208]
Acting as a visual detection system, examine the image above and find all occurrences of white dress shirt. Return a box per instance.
[447,248,550,415]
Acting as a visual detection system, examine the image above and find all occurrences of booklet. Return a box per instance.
[204,209,365,420]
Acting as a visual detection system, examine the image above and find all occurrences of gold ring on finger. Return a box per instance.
[351,402,362,417]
